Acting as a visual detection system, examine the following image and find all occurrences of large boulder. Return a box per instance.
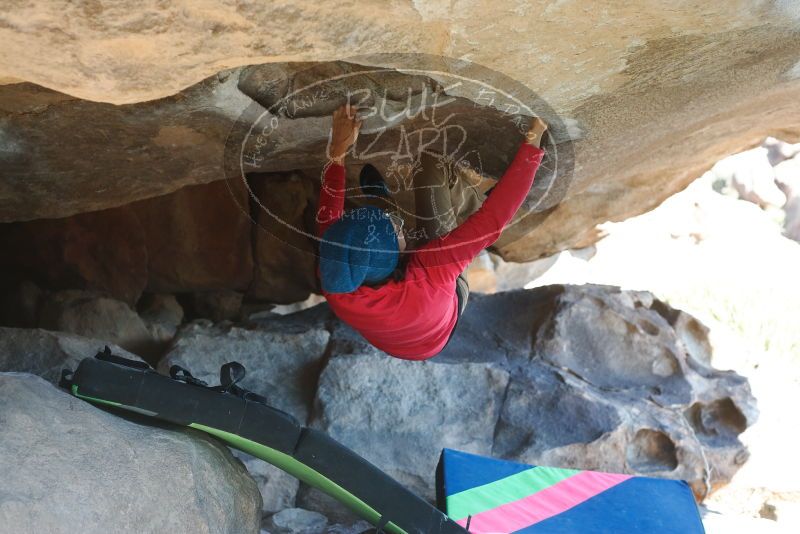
[0,2,797,111]
[37,290,155,358]
[158,315,331,521]
[0,77,249,222]
[0,372,261,533]
[0,327,141,384]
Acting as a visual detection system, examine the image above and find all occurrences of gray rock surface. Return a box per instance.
[323,520,372,534]
[439,285,757,498]
[263,508,328,534]
[291,284,755,522]
[234,450,300,516]
[311,352,510,499]
[38,290,154,357]
[0,372,261,534]
[191,290,245,323]
[0,327,141,384]
[159,320,330,423]
[1,283,755,530]
[534,288,693,403]
[137,293,184,343]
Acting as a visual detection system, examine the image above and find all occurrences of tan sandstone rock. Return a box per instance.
[1,1,800,288]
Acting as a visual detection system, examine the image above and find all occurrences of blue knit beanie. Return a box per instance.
[320,206,399,294]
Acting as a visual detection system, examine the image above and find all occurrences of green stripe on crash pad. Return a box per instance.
[189,423,408,534]
[72,386,157,416]
[446,465,581,520]
[72,385,122,407]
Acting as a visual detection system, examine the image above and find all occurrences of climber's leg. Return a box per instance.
[414,152,493,239]
[448,162,491,227]
[441,273,470,351]
[414,151,459,241]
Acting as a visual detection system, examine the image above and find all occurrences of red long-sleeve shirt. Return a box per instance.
[317,141,545,360]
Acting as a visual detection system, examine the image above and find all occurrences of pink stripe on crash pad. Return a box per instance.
[456,469,633,533]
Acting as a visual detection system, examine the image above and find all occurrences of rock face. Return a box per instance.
[0,177,255,305]
[298,284,756,517]
[234,450,299,517]
[38,290,155,357]
[2,3,800,290]
[312,352,510,498]
[0,207,148,305]
[447,286,756,497]
[131,178,255,294]
[0,327,141,384]
[248,172,320,304]
[137,293,184,343]
[0,372,261,534]
[0,1,797,110]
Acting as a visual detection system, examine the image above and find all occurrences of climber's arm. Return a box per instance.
[316,104,363,237]
[409,118,548,282]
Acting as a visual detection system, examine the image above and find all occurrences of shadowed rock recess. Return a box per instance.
[3,7,800,301]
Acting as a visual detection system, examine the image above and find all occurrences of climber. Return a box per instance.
[316,103,547,360]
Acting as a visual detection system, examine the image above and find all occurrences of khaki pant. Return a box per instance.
[350,153,489,249]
